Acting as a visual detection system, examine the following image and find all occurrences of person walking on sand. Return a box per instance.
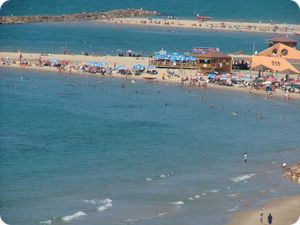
[268,213,273,224]
[243,153,247,163]
[260,212,263,224]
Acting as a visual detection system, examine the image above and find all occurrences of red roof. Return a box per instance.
[269,36,297,43]
[193,48,231,59]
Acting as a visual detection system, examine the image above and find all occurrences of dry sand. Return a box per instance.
[228,195,300,225]
[98,17,300,35]
[1,51,300,101]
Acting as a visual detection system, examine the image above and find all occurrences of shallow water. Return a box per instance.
[1,22,300,56]
[0,68,299,225]
[1,0,300,23]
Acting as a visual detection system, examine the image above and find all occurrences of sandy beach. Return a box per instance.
[228,195,300,225]
[98,17,300,35]
[1,51,300,101]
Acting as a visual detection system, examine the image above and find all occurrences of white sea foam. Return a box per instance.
[227,207,239,212]
[145,177,152,181]
[228,194,237,197]
[39,220,52,225]
[188,197,194,201]
[230,173,256,182]
[97,202,112,212]
[208,189,220,193]
[194,195,200,199]
[83,198,112,212]
[202,192,207,196]
[62,211,87,222]
[83,198,112,205]
[160,174,166,178]
[172,201,185,206]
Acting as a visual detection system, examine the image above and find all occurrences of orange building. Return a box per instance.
[251,43,300,74]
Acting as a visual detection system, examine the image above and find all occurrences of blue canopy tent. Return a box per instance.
[95,62,108,68]
[185,56,197,61]
[50,59,57,66]
[132,64,145,70]
[116,65,125,70]
[208,72,216,79]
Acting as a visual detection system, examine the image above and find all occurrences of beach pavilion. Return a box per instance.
[150,48,232,73]
[251,43,300,75]
[191,47,232,73]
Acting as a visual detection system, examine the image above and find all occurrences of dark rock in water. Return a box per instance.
[0,9,160,25]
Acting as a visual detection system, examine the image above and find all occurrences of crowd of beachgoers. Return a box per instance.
[103,17,300,35]
[1,53,300,100]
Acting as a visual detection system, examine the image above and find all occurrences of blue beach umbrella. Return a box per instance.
[116,65,125,70]
[186,56,197,61]
[208,72,216,79]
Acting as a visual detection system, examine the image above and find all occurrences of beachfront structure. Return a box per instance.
[268,36,297,48]
[191,48,232,73]
[251,43,300,74]
[150,48,232,73]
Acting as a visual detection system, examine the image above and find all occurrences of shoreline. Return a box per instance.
[228,194,300,225]
[1,51,300,101]
[97,17,300,35]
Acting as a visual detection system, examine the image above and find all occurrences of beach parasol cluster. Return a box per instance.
[153,51,197,62]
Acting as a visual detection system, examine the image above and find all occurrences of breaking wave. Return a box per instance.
[230,173,256,182]
[62,211,87,222]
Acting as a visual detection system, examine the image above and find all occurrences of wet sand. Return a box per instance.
[228,195,300,225]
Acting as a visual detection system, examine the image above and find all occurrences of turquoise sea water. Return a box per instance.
[0,22,300,56]
[1,0,300,23]
[1,68,300,225]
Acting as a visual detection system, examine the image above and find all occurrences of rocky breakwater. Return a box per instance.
[0,9,160,25]
[283,162,300,184]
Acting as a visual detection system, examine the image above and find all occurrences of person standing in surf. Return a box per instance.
[244,153,247,163]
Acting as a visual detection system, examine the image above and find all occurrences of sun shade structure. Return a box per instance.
[151,48,232,73]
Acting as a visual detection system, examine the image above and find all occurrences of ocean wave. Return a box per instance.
[208,189,220,193]
[84,198,112,206]
[39,220,52,225]
[62,211,87,222]
[145,173,174,182]
[84,198,112,212]
[227,207,239,212]
[97,202,112,212]
[228,193,237,197]
[172,201,185,206]
[230,173,256,182]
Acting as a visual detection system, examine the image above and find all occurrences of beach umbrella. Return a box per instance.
[220,75,227,80]
[147,65,156,70]
[226,73,232,78]
[291,216,300,225]
[132,64,145,70]
[50,59,57,65]
[208,72,216,79]
[186,56,197,61]
[116,65,125,70]
[266,77,277,83]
